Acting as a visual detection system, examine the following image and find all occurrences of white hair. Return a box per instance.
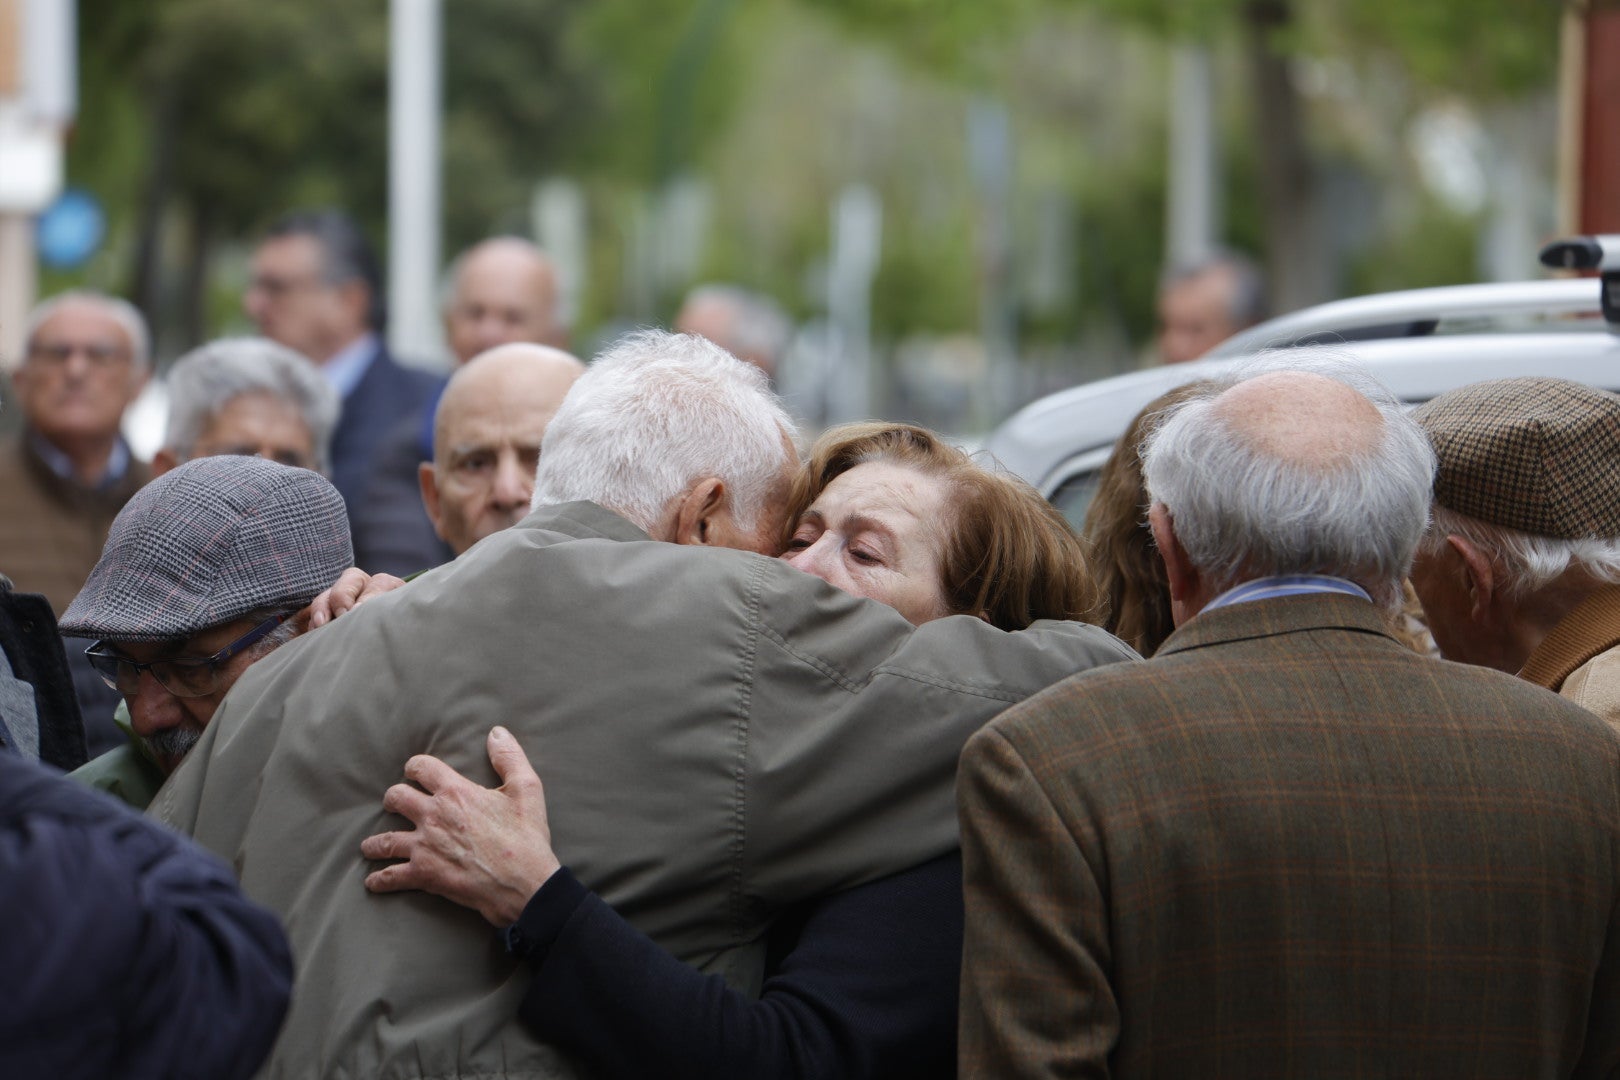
[163,337,340,472]
[531,329,795,533]
[25,290,152,370]
[1142,351,1437,610]
[1419,506,1620,599]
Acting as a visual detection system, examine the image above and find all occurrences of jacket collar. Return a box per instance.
[1156,591,1398,658]
[1518,583,1620,691]
[518,501,654,544]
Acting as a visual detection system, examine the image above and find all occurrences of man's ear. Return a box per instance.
[151,448,180,478]
[1447,534,1496,622]
[419,462,446,541]
[1148,504,1197,604]
[671,478,728,546]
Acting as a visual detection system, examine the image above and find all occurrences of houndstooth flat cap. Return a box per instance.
[60,456,353,642]
[1413,376,1620,540]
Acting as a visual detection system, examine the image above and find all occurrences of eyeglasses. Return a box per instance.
[84,613,290,699]
[246,274,323,300]
[26,341,131,369]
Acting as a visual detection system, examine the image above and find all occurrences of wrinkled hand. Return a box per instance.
[302,567,407,630]
[360,727,561,927]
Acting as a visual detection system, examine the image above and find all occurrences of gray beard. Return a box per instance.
[145,726,202,764]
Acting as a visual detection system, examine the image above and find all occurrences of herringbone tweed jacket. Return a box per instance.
[959,592,1620,1079]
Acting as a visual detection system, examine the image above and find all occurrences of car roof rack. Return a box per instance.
[1209,276,1608,360]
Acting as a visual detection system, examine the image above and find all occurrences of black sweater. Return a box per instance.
[514,852,963,1079]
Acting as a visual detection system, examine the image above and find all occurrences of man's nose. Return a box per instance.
[489,453,532,509]
[125,670,182,738]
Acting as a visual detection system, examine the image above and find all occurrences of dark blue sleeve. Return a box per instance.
[0,755,293,1080]
[517,852,962,1080]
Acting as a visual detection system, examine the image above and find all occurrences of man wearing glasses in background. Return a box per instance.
[65,455,352,809]
[0,291,152,617]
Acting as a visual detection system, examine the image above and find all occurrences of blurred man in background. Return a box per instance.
[443,237,566,360]
[357,237,568,575]
[1155,249,1267,365]
[0,291,152,614]
[675,283,792,384]
[242,209,441,525]
[0,292,155,757]
[419,343,584,558]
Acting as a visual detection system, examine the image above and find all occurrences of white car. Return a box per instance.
[987,267,1620,526]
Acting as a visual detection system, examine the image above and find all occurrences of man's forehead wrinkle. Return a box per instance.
[1212,372,1383,468]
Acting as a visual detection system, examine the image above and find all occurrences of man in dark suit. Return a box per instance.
[243,210,441,563]
[958,358,1620,1077]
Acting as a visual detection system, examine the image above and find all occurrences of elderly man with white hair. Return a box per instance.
[0,290,152,616]
[957,356,1620,1077]
[153,328,1135,1079]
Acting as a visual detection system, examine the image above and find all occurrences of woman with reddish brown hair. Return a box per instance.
[1082,380,1212,656]
[783,421,1101,631]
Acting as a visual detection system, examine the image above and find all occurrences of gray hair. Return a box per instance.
[1418,506,1620,599]
[163,338,340,472]
[1142,352,1436,610]
[531,329,795,534]
[24,290,152,371]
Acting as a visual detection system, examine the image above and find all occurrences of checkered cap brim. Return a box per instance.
[60,456,354,641]
[1413,376,1620,540]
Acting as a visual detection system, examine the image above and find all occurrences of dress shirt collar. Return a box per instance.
[322,333,381,400]
[1204,574,1373,612]
[28,428,131,490]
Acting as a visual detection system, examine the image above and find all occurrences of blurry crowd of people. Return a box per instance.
[2,208,1619,1079]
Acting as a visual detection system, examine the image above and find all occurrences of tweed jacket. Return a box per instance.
[1520,583,1620,727]
[0,433,149,615]
[154,500,1137,1080]
[958,592,1620,1079]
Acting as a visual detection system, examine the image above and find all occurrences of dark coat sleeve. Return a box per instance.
[517,853,962,1080]
[0,754,293,1080]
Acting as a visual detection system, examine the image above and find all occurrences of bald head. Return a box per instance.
[443,238,562,365]
[1213,371,1385,467]
[1141,357,1435,618]
[420,343,586,555]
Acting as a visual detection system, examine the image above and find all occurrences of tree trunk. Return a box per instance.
[1243,0,1332,315]
[178,197,213,354]
[130,80,179,340]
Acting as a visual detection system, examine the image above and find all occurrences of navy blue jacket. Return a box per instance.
[329,343,442,541]
[0,753,293,1079]
[516,853,962,1079]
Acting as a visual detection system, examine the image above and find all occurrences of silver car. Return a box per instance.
[987,273,1620,526]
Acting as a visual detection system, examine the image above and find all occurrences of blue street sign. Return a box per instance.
[37,189,106,269]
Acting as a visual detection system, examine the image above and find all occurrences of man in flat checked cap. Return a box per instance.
[1410,376,1620,724]
[62,456,353,808]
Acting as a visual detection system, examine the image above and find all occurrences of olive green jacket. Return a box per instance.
[69,702,164,811]
[154,502,1137,1079]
